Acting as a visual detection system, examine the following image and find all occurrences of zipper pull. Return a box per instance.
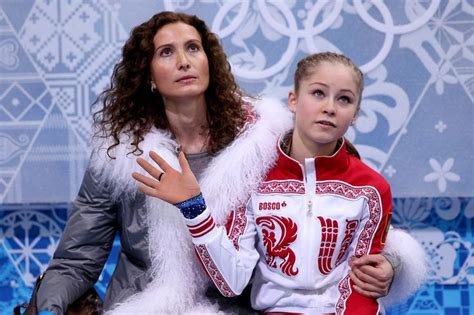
[307,200,313,217]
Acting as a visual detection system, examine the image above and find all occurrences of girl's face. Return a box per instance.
[288,61,360,156]
[150,22,210,103]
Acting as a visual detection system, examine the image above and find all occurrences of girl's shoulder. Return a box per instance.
[348,155,392,194]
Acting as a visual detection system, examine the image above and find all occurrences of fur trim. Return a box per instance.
[91,129,180,200]
[201,97,292,224]
[94,97,292,313]
[380,228,428,307]
[107,198,220,314]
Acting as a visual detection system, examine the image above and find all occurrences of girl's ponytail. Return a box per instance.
[345,138,361,159]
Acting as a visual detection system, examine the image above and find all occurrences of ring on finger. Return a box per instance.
[158,172,164,181]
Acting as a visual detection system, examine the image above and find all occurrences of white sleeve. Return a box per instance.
[380,227,428,307]
[182,205,260,297]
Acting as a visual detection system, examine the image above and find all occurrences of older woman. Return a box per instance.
[33,11,425,314]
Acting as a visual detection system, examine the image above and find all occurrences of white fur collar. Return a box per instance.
[92,97,292,313]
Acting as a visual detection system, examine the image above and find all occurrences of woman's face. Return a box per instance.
[150,22,210,103]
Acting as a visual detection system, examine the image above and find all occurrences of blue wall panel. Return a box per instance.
[1,0,473,313]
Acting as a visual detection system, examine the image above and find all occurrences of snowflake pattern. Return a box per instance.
[20,1,102,72]
[434,120,447,133]
[424,158,461,193]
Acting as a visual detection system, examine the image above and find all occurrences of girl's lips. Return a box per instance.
[316,120,336,127]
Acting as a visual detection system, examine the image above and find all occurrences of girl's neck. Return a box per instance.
[288,129,338,165]
[164,97,210,154]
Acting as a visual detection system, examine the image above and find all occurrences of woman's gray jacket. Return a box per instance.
[36,164,153,313]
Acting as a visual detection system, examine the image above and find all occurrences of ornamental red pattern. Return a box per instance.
[316,181,383,314]
[241,100,258,131]
[225,207,247,250]
[336,275,352,315]
[315,182,382,257]
[258,180,305,194]
[317,216,339,275]
[256,215,299,276]
[335,219,359,266]
[195,244,235,297]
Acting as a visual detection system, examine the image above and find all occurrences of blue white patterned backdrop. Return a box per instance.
[0,0,473,314]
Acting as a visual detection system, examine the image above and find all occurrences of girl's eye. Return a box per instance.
[313,89,324,97]
[339,96,352,104]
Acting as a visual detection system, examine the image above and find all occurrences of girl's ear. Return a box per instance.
[288,91,297,113]
[351,106,360,126]
[351,113,358,126]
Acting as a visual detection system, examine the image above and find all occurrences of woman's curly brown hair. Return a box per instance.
[93,11,247,157]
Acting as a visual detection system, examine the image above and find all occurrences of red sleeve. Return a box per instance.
[342,183,393,314]
[369,182,393,254]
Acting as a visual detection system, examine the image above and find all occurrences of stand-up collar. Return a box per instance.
[274,132,351,181]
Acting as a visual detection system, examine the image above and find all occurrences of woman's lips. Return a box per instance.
[176,75,196,82]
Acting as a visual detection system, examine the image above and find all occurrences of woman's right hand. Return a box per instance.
[132,151,201,204]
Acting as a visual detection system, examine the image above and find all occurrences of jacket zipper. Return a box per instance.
[304,158,317,287]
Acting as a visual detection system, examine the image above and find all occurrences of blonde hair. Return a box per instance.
[294,51,364,107]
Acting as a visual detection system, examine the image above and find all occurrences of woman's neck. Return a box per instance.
[164,97,210,154]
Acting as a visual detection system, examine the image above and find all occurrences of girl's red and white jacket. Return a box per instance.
[184,135,393,314]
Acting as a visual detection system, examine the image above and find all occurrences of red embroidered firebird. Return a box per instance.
[256,215,299,277]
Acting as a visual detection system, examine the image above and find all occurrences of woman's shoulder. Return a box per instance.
[88,128,180,196]
[241,96,292,131]
[91,128,177,160]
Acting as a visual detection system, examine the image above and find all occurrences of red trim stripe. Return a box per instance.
[192,222,215,238]
[187,214,212,228]
[187,215,215,238]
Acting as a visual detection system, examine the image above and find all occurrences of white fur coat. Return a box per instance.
[91,97,293,314]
